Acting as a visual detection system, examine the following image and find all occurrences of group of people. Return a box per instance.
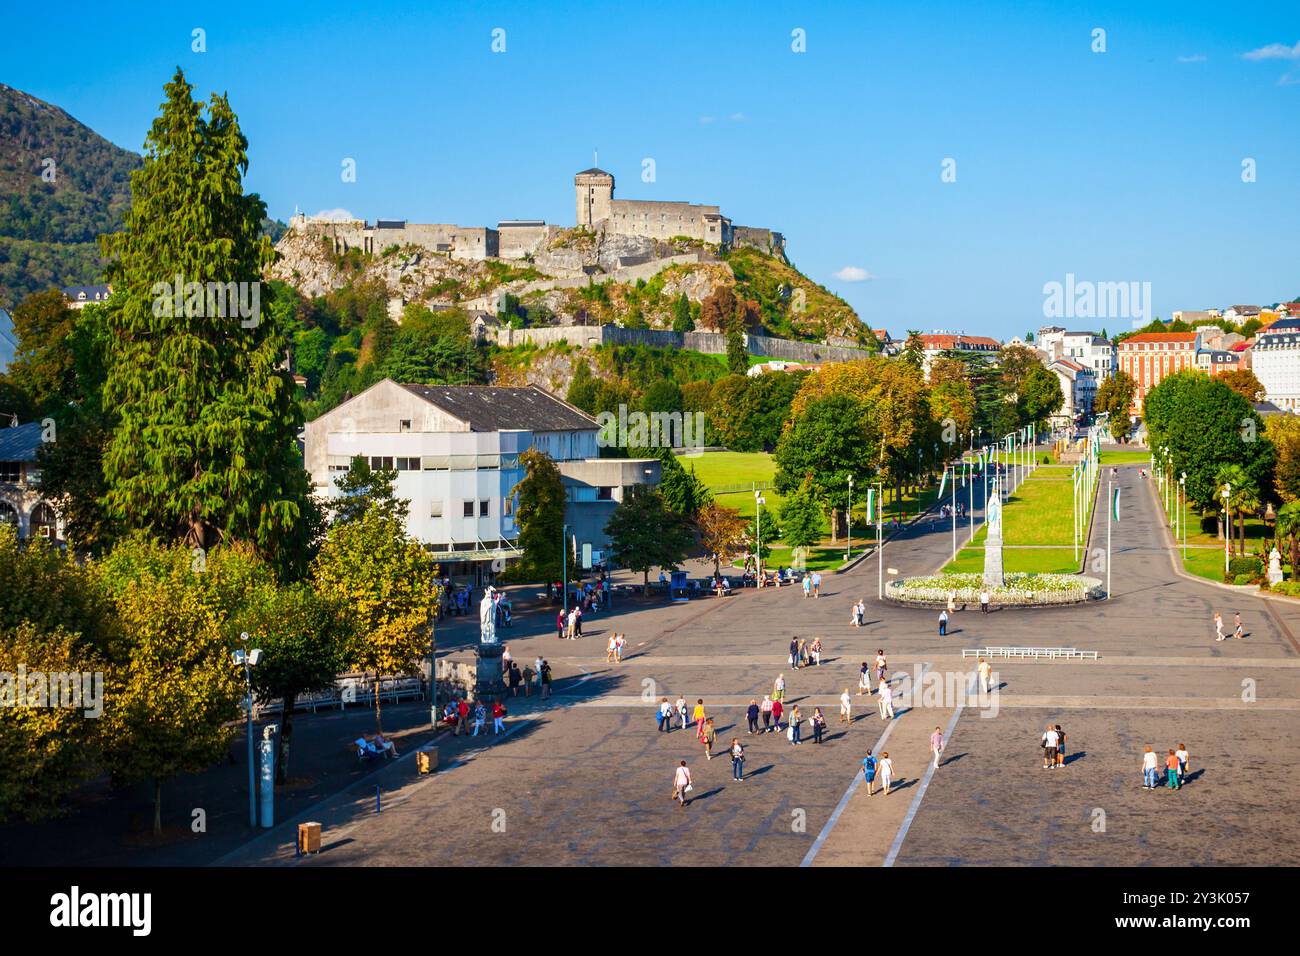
[443,697,509,736]
[849,599,867,627]
[788,636,823,668]
[801,571,823,598]
[1212,611,1246,642]
[1142,743,1191,790]
[605,632,628,663]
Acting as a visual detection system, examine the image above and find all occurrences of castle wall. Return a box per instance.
[289,217,496,261]
[493,324,873,364]
[497,224,552,260]
[606,200,723,243]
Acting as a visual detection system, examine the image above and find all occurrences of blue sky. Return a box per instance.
[4,0,1298,339]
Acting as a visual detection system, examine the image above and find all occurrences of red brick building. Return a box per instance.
[1116,331,1198,415]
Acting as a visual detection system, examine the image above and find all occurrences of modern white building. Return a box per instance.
[303,380,660,581]
[1037,327,1114,381]
[1251,318,1300,412]
[1045,357,1097,427]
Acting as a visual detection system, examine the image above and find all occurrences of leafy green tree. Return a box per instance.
[565,359,599,414]
[1020,362,1064,427]
[1216,464,1259,556]
[603,485,694,593]
[746,504,781,566]
[1095,370,1137,441]
[657,449,711,517]
[0,525,114,654]
[509,448,569,584]
[313,509,439,733]
[1275,500,1300,581]
[695,500,749,577]
[779,479,823,561]
[238,582,348,782]
[331,456,408,526]
[672,292,694,332]
[776,394,881,541]
[98,69,312,577]
[4,288,79,415]
[1267,414,1300,503]
[726,325,748,375]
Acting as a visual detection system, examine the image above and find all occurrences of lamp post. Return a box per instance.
[562,522,570,620]
[1180,472,1187,559]
[1222,484,1231,578]
[755,490,766,580]
[876,481,884,600]
[233,639,263,828]
[843,477,852,562]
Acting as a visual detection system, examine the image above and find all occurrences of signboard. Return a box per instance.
[581,543,592,569]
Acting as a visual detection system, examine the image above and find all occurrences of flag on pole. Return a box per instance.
[938,467,948,500]
[865,487,876,522]
[1111,486,1121,522]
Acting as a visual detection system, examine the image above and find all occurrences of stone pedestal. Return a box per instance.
[475,643,504,698]
[983,532,1005,588]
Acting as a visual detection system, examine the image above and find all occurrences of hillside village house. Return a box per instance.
[61,284,112,309]
[918,331,1001,379]
[303,381,660,583]
[0,422,62,542]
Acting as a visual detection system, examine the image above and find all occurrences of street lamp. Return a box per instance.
[755,490,766,581]
[1222,484,1232,578]
[1180,472,1187,559]
[844,477,852,561]
[233,638,263,828]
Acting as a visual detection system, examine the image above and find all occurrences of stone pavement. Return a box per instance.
[213,457,1300,867]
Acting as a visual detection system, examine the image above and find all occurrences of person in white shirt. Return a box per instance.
[657,697,673,733]
[1041,723,1059,769]
[566,607,578,640]
[672,761,692,808]
[878,680,895,720]
[980,590,991,613]
[878,752,897,795]
[977,657,993,695]
[1176,743,1190,784]
[839,688,852,724]
[675,695,688,730]
[1141,745,1159,789]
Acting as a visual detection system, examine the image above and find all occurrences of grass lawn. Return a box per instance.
[942,547,1080,575]
[963,471,1094,549]
[1100,450,1152,465]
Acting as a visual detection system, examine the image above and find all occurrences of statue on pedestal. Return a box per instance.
[983,478,1005,588]
[475,586,503,697]
[479,586,497,645]
[1268,547,1284,586]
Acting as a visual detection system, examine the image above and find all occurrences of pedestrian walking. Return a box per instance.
[980,589,990,614]
[810,637,823,666]
[797,637,809,668]
[731,739,745,781]
[773,673,786,702]
[672,760,692,808]
[1214,612,1225,642]
[455,697,470,736]
[938,609,949,636]
[812,571,822,598]
[803,574,812,598]
[947,591,956,615]
[862,749,879,795]
[771,697,784,732]
[858,662,872,696]
[657,697,673,732]
[615,632,626,661]
[556,609,565,640]
[788,637,799,668]
[1041,723,1059,769]
[878,751,896,795]
[875,650,888,685]
[812,707,827,744]
[675,694,688,730]
[693,699,707,739]
[1142,745,1159,790]
[703,717,717,760]
[839,688,852,723]
[760,695,774,732]
[492,699,507,734]
[606,634,617,663]
[788,705,802,744]
[977,657,992,695]
[1233,612,1244,640]
[540,660,552,698]
[1165,749,1181,789]
[522,663,534,698]
[930,726,944,768]
[878,680,894,720]
[746,699,760,734]
[1176,742,1190,783]
[471,700,486,736]
[1055,724,1066,767]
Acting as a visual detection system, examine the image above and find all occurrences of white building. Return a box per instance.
[303,380,660,580]
[0,422,63,542]
[1046,358,1097,426]
[1251,318,1300,412]
[1037,327,1114,381]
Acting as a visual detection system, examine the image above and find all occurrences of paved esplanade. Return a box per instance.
[222,460,1300,867]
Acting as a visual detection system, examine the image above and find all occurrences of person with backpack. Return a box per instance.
[672,760,692,808]
[862,749,879,795]
[540,660,552,699]
[657,697,673,733]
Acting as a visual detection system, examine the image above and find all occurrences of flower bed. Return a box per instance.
[886,572,1103,607]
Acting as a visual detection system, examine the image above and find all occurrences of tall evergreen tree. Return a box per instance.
[99,70,313,577]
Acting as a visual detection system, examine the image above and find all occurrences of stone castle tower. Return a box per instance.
[575,168,614,227]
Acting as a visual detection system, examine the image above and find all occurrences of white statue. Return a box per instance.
[986,480,1003,539]
[1269,548,1284,586]
[479,586,497,644]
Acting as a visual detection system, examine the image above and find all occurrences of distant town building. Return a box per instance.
[0,421,62,543]
[1045,357,1097,427]
[303,380,660,582]
[1116,331,1199,415]
[919,331,1001,378]
[62,284,112,309]
[1171,309,1219,324]
[746,360,821,377]
[1036,327,1114,381]
[1252,318,1300,413]
[1223,305,1262,325]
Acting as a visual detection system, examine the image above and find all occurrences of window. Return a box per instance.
[597,486,615,501]
[370,456,394,471]
[396,457,419,471]
[503,496,514,517]
[463,500,475,517]
[399,419,412,432]
[430,500,443,518]
[479,499,490,517]
[0,462,19,483]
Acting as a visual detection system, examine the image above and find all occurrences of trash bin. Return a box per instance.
[298,822,322,854]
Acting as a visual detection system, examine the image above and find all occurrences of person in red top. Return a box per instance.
[771,697,784,733]
[1165,749,1181,789]
[556,610,565,640]
[456,698,470,736]
[492,700,507,735]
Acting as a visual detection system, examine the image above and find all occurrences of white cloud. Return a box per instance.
[312,208,355,221]
[1243,41,1300,61]
[727,112,747,122]
[832,266,876,282]
[698,116,716,124]
[1176,54,1206,63]
[1280,70,1300,86]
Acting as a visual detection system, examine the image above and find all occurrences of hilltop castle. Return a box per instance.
[288,168,784,262]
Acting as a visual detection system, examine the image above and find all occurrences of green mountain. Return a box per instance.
[0,83,141,306]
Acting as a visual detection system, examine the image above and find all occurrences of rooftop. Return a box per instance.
[0,422,43,462]
[1119,332,1198,345]
[400,384,597,433]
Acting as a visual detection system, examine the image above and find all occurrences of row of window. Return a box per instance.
[327,454,519,473]
[429,497,516,519]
